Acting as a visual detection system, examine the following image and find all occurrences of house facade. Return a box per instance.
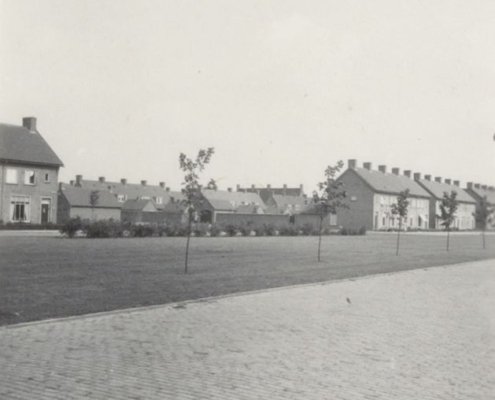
[416,176,476,230]
[465,183,495,230]
[336,160,431,231]
[0,117,63,224]
[57,183,121,223]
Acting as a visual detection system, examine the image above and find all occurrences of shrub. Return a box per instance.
[279,224,299,236]
[60,217,84,238]
[86,220,124,238]
[131,224,156,237]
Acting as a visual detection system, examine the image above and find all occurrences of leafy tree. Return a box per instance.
[89,190,100,221]
[179,147,215,274]
[391,189,410,256]
[473,196,494,249]
[312,160,348,262]
[437,191,458,251]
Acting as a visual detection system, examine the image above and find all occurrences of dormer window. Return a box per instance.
[117,194,127,202]
[24,170,35,185]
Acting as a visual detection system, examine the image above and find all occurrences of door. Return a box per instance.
[41,198,51,224]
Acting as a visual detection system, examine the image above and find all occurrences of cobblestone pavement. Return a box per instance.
[1,260,494,400]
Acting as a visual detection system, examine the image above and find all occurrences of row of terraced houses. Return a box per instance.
[1,117,494,230]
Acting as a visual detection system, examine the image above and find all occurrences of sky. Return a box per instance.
[1,0,494,192]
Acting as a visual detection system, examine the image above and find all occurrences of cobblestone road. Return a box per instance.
[1,260,494,400]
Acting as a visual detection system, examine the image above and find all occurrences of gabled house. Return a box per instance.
[465,183,495,230]
[416,176,476,230]
[71,176,184,209]
[0,117,63,224]
[197,188,266,223]
[57,183,121,223]
[336,160,431,231]
[121,199,159,224]
[264,193,308,215]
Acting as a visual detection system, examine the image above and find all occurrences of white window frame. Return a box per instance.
[6,168,18,184]
[24,170,35,185]
[117,194,127,202]
[10,195,31,223]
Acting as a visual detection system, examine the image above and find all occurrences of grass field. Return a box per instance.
[1,232,494,325]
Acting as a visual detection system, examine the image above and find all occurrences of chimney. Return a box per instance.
[488,186,494,191]
[424,174,431,181]
[444,179,452,185]
[481,184,488,190]
[392,168,400,175]
[363,162,372,170]
[75,174,83,187]
[141,180,147,186]
[251,184,256,190]
[453,180,460,187]
[236,184,241,192]
[121,178,127,185]
[69,180,74,186]
[159,181,165,188]
[227,187,232,192]
[378,165,387,173]
[267,184,271,189]
[166,187,170,192]
[348,159,357,169]
[466,182,473,189]
[435,177,442,183]
[283,184,287,195]
[474,183,481,189]
[403,170,412,178]
[22,117,37,132]
[413,173,421,181]
[98,176,105,183]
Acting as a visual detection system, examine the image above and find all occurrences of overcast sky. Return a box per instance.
[1,0,494,192]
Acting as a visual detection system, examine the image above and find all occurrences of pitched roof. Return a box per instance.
[467,187,495,204]
[0,123,63,167]
[240,187,304,202]
[346,168,431,198]
[122,199,157,212]
[59,184,121,208]
[201,189,266,212]
[268,194,308,214]
[76,179,184,209]
[417,180,476,203]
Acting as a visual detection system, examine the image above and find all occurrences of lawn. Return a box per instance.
[1,232,494,325]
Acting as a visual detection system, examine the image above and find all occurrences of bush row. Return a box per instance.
[60,218,367,238]
[0,221,61,230]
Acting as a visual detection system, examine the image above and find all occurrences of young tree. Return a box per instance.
[179,147,215,274]
[313,160,348,262]
[89,190,100,221]
[391,189,410,256]
[474,196,494,249]
[438,191,459,251]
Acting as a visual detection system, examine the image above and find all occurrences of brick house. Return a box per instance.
[71,176,184,209]
[416,176,476,230]
[57,183,121,223]
[465,183,495,230]
[237,184,304,203]
[336,160,431,231]
[0,117,63,224]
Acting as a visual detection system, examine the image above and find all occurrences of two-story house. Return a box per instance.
[0,117,63,224]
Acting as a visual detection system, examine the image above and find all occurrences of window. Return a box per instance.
[10,195,30,222]
[6,168,18,184]
[154,196,163,205]
[117,194,127,202]
[24,170,35,185]
[44,172,50,183]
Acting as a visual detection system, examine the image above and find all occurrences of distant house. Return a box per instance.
[265,193,308,215]
[121,199,159,224]
[197,189,266,224]
[336,160,431,231]
[465,182,495,230]
[0,117,63,224]
[70,176,184,210]
[57,183,121,223]
[238,184,305,203]
[416,176,476,230]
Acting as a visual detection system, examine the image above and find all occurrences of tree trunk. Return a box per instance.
[184,217,193,274]
[396,219,401,256]
[317,215,323,262]
[482,227,486,250]
[446,228,450,251]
